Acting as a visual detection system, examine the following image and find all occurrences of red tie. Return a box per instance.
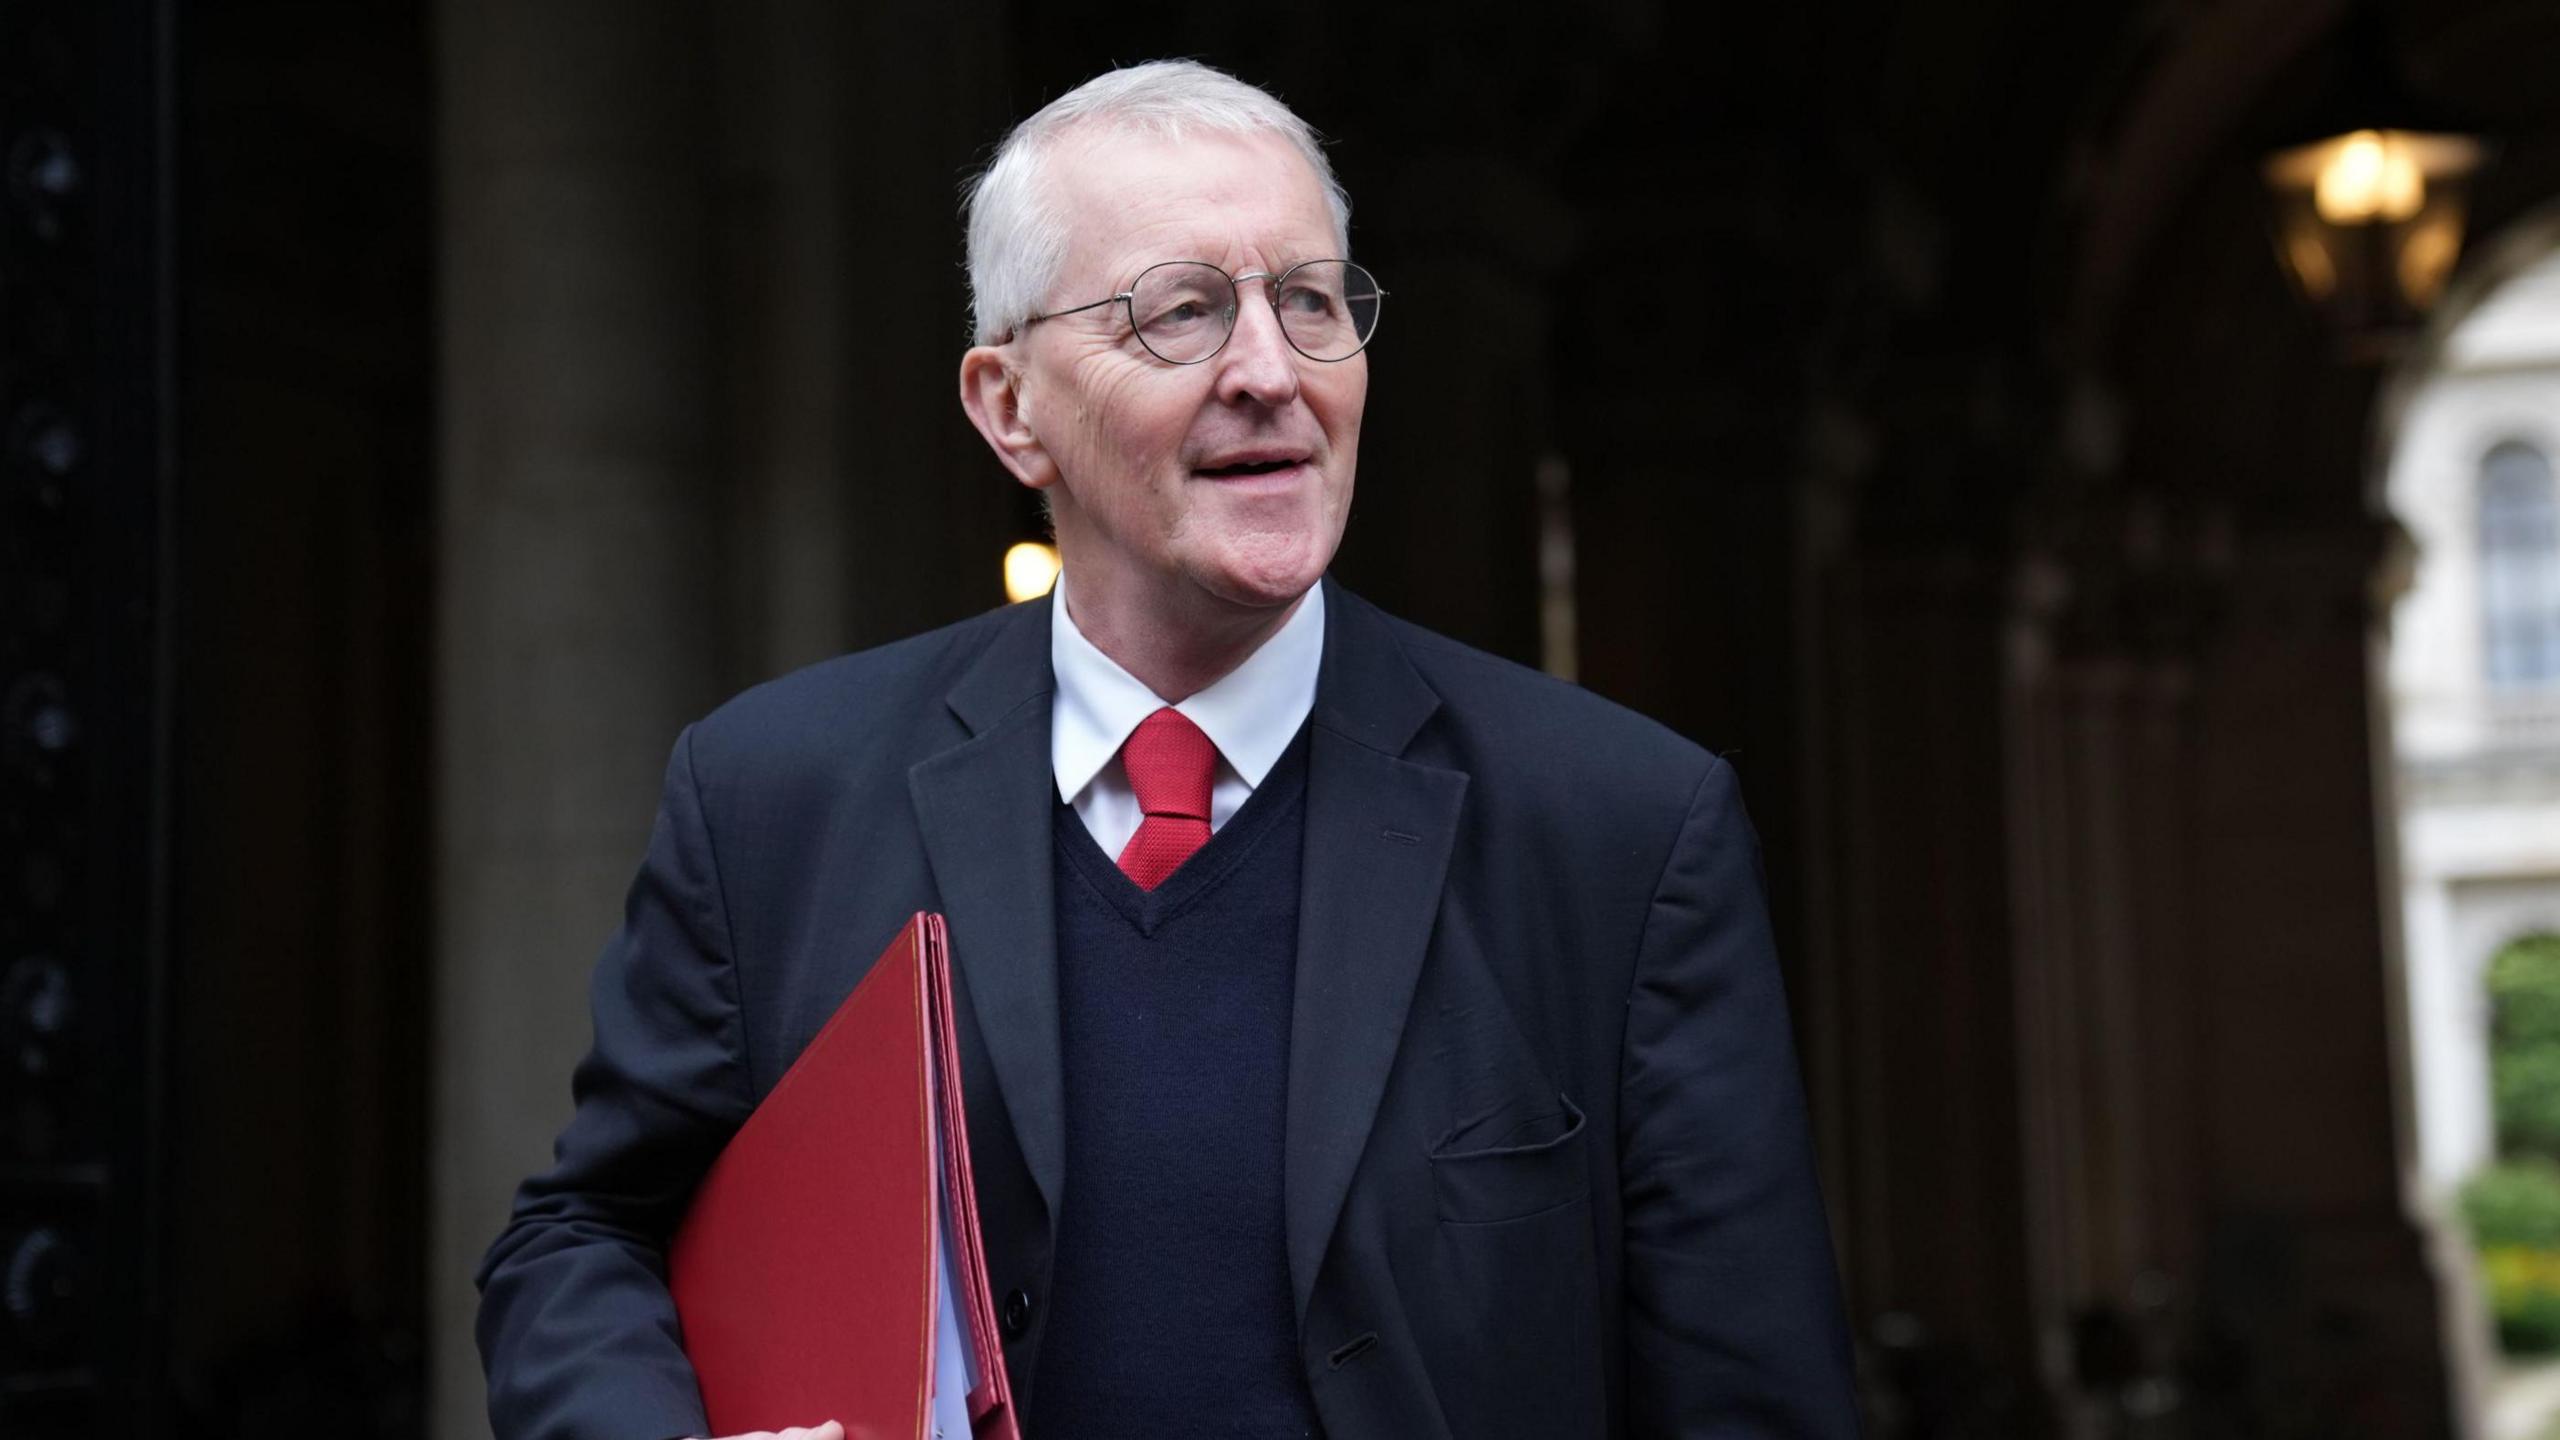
[1116,707,1216,890]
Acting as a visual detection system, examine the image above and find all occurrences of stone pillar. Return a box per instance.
[430,4,722,1435]
[1802,520,2041,1415]
[711,0,854,679]
[2187,515,2463,1439]
[2001,502,2223,1434]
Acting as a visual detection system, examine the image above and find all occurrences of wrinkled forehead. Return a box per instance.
[1044,125,1339,286]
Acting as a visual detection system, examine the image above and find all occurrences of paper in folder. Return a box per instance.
[669,912,1020,1440]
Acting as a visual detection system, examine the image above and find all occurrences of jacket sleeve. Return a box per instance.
[475,725,755,1440]
[1619,757,1860,1438]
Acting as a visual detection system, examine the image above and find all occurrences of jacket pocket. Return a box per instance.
[1426,1092,1588,1224]
[1416,1091,1607,1439]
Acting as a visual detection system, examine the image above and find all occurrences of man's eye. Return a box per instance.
[1143,298,1216,331]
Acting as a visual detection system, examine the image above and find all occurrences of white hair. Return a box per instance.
[962,60,1353,346]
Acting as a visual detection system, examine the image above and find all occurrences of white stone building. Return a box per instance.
[2390,248,2560,1198]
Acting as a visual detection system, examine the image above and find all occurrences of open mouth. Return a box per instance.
[1195,457,1304,478]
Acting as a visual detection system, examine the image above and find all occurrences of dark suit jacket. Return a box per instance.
[476,579,1858,1440]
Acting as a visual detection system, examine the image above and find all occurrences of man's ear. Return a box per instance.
[958,345,1058,491]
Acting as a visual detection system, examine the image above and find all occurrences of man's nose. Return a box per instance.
[1213,288,1302,408]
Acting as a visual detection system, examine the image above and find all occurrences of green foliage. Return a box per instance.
[2469,937,2560,1355]
[2482,1246,2560,1353]
[2490,936,2560,1156]
[2492,936,2560,1042]
[2501,1051,2560,1157]
[2466,1159,2560,1248]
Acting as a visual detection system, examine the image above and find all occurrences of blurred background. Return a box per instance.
[12,0,2560,1435]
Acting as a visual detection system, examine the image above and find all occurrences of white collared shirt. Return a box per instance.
[1049,572,1325,859]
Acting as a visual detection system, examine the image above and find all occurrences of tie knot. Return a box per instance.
[1121,707,1216,822]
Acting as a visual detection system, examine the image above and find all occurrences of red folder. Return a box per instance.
[669,913,1020,1440]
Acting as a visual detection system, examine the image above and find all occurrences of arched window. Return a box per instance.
[2483,440,2560,689]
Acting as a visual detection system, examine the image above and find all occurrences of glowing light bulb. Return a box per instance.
[1003,541,1060,602]
[2315,130,2425,224]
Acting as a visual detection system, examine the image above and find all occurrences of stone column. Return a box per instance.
[2002,503,2222,1433]
[711,0,853,680]
[2187,515,2463,1439]
[715,0,1018,660]
[430,4,722,1435]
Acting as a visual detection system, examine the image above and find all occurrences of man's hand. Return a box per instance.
[691,1424,844,1440]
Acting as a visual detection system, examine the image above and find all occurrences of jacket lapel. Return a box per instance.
[909,598,1066,1226]
[1285,583,1467,1321]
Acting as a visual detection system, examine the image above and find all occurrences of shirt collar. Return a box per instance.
[1049,572,1325,804]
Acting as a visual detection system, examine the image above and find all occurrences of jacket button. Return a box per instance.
[1001,1286,1034,1338]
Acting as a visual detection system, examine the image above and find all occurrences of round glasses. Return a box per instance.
[1024,259,1385,365]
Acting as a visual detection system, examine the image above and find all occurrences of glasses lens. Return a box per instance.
[1275,261,1381,361]
[1128,262,1236,364]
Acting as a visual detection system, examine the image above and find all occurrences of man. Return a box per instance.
[478,60,1857,1440]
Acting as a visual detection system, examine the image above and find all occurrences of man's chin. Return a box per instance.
[1198,573,1320,614]
[1191,516,1344,606]
[1182,555,1329,618]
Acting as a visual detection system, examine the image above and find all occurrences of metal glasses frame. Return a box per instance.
[1019,257,1385,364]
